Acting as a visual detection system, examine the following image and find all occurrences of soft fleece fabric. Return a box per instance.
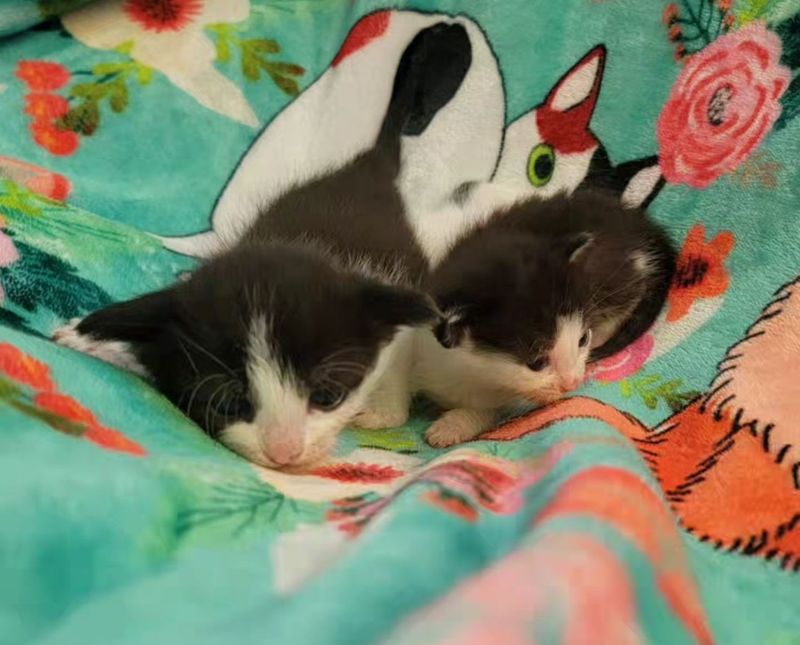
[1,1,799,643]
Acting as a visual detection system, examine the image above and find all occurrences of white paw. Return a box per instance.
[52,319,149,377]
[352,406,409,430]
[425,410,488,448]
[51,318,83,345]
[425,424,464,448]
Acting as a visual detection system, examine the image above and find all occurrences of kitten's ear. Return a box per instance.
[434,309,467,349]
[565,232,594,264]
[359,283,438,328]
[76,288,178,343]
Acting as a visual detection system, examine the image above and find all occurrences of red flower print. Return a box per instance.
[667,224,734,322]
[326,496,389,537]
[123,0,203,33]
[84,424,147,455]
[716,0,732,11]
[34,391,98,426]
[0,154,73,201]
[325,455,555,537]
[30,121,80,156]
[16,61,70,92]
[0,344,145,456]
[662,3,679,25]
[311,463,404,483]
[49,175,71,202]
[34,391,145,455]
[0,343,55,392]
[423,490,478,522]
[24,94,70,122]
[657,22,791,188]
[418,458,538,518]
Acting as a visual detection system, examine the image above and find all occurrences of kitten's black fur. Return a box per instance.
[70,22,472,434]
[247,22,472,284]
[79,245,432,434]
[430,188,676,363]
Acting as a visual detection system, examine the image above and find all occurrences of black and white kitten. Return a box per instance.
[53,23,473,468]
[413,188,676,447]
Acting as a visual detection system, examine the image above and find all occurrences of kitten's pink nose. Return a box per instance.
[559,376,581,392]
[263,432,303,466]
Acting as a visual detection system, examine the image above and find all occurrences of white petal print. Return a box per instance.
[62,0,258,127]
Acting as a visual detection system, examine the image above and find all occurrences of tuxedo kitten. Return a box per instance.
[53,22,472,468]
[415,188,676,447]
[55,245,433,468]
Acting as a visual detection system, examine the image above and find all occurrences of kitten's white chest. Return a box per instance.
[410,330,520,410]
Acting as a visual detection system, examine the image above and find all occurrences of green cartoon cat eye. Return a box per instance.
[527,143,556,187]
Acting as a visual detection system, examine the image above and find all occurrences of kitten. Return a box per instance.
[414,188,676,447]
[53,22,473,469]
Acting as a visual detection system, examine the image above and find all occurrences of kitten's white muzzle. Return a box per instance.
[262,429,304,467]
[559,376,582,392]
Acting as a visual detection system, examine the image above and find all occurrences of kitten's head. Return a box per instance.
[57,244,435,469]
[430,231,650,404]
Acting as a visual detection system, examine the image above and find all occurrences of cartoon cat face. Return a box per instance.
[489,45,664,209]
[492,46,605,199]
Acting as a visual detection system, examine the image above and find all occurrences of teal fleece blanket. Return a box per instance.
[1,1,799,643]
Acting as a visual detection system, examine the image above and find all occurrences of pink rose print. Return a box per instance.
[590,333,654,383]
[0,227,21,305]
[657,22,790,188]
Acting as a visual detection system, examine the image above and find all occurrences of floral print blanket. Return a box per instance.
[1,1,799,644]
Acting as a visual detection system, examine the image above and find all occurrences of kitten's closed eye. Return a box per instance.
[226,394,254,421]
[528,356,549,371]
[309,384,348,411]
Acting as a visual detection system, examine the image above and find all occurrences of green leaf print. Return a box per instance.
[0,309,40,337]
[0,235,111,319]
[176,480,321,538]
[776,75,800,129]
[738,0,774,24]
[617,372,700,412]
[0,182,52,216]
[664,0,736,61]
[350,427,419,453]
[206,23,305,96]
[56,58,154,137]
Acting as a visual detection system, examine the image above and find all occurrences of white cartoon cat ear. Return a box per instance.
[585,149,665,208]
[546,45,606,113]
[621,162,664,209]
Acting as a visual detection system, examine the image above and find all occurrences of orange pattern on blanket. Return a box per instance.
[484,276,800,571]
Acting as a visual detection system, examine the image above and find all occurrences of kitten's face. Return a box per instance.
[441,310,593,405]
[216,312,399,469]
[432,236,616,403]
[57,245,434,469]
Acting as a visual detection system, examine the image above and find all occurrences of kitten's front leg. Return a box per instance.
[353,372,411,429]
[425,408,496,448]
[353,333,413,430]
